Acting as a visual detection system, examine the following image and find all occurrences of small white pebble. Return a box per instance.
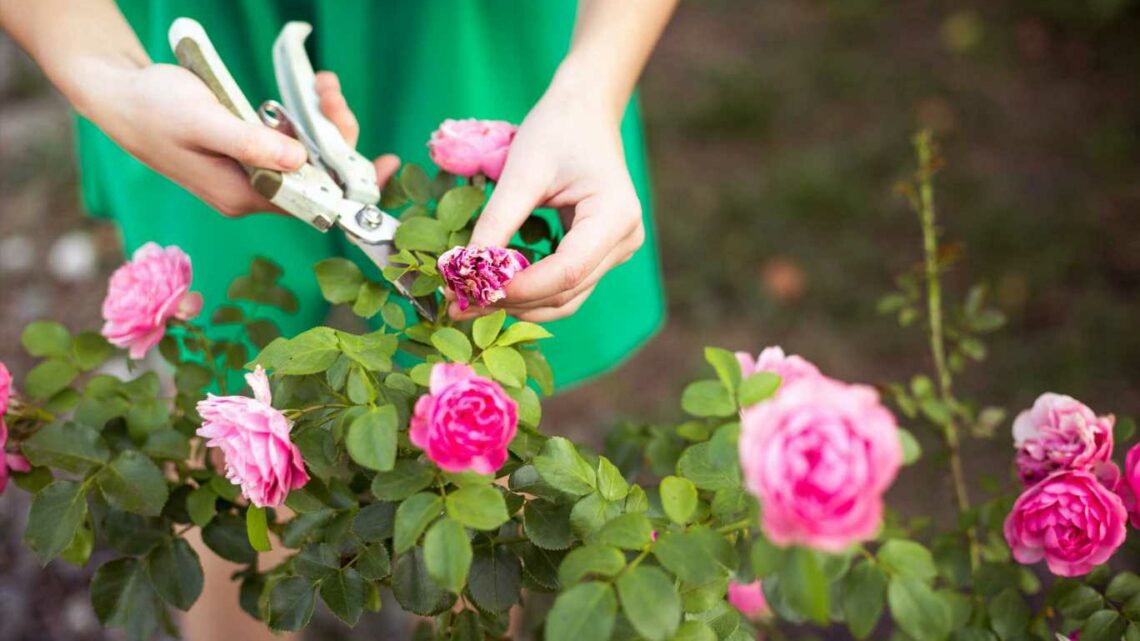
[47,231,97,282]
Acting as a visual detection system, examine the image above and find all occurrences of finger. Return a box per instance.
[469,164,546,248]
[315,71,360,147]
[190,103,308,171]
[373,154,401,189]
[512,286,595,323]
[499,234,634,310]
[191,154,291,217]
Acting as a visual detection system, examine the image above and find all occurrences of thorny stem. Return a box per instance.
[913,131,980,570]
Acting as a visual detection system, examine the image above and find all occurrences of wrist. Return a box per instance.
[55,51,148,123]
[548,54,629,122]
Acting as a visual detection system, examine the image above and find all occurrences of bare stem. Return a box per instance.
[913,130,980,570]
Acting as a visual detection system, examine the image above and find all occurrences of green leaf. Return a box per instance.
[671,621,718,641]
[507,385,542,427]
[596,456,629,502]
[267,576,317,631]
[750,536,783,578]
[253,327,340,375]
[60,520,94,566]
[569,493,620,538]
[431,327,473,363]
[381,301,406,330]
[246,506,272,552]
[353,502,396,542]
[355,543,391,581]
[146,538,203,610]
[781,547,830,624]
[142,429,190,461]
[523,500,574,550]
[559,545,626,585]
[394,493,443,553]
[898,429,922,465]
[73,331,115,370]
[25,480,88,564]
[616,565,682,641]
[186,486,217,528]
[467,545,522,612]
[424,518,472,593]
[401,163,432,204]
[495,321,553,346]
[545,582,618,641]
[352,281,389,318]
[395,216,448,253]
[676,442,739,491]
[1081,610,1127,641]
[1058,584,1104,620]
[681,380,736,417]
[738,372,782,407]
[346,405,398,471]
[202,513,256,564]
[437,185,485,231]
[473,309,507,349]
[314,257,365,304]
[660,475,698,525]
[372,459,435,500]
[320,568,365,626]
[1126,622,1140,641]
[126,398,170,441]
[393,547,454,616]
[878,539,938,581]
[705,347,742,396]
[534,437,596,497]
[90,557,161,641]
[653,529,728,585]
[888,575,951,641]
[95,451,169,517]
[483,346,526,387]
[1106,572,1140,603]
[22,420,110,473]
[337,329,396,372]
[22,320,71,357]
[24,358,79,400]
[989,588,1030,639]
[589,512,652,550]
[842,559,888,639]
[450,609,482,641]
[446,485,510,531]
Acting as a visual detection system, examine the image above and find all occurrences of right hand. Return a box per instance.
[83,65,399,216]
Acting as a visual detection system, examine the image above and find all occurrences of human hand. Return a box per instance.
[79,65,399,215]
[452,79,645,322]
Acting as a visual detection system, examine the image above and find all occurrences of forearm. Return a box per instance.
[555,0,678,118]
[0,0,149,118]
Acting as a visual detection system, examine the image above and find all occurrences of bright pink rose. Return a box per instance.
[727,580,770,620]
[1123,444,1140,528]
[0,419,31,495]
[1012,393,1114,486]
[739,376,902,552]
[1003,469,1127,577]
[196,366,309,508]
[428,118,517,181]
[101,243,203,359]
[0,362,10,418]
[438,246,530,311]
[735,346,821,388]
[410,363,518,475]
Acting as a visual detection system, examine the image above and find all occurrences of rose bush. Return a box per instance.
[0,130,1137,641]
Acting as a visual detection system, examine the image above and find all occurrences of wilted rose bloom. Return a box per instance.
[1123,444,1140,528]
[410,363,518,474]
[428,118,516,181]
[101,243,203,359]
[735,346,821,389]
[1003,469,1127,577]
[438,246,530,311]
[727,580,770,620]
[196,366,309,508]
[739,376,902,552]
[1012,393,1114,486]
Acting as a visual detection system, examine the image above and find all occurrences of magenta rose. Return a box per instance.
[0,419,31,496]
[410,363,518,474]
[101,243,203,359]
[428,118,516,181]
[727,580,770,620]
[438,246,530,311]
[739,376,903,552]
[735,346,821,389]
[0,362,9,418]
[1123,444,1140,528]
[196,366,309,508]
[1003,469,1127,577]
[1012,393,1114,486]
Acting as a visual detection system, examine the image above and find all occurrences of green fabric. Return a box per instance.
[77,0,665,390]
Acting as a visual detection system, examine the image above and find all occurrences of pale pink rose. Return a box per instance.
[739,376,902,552]
[428,118,516,181]
[410,363,518,474]
[735,346,821,388]
[1123,444,1140,528]
[438,246,529,311]
[196,366,309,508]
[101,243,203,359]
[1012,393,1114,486]
[727,580,770,620]
[1003,469,1127,577]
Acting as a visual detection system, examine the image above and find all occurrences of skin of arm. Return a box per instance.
[0,0,398,217]
[457,0,679,322]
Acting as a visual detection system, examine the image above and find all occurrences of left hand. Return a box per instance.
[451,80,646,322]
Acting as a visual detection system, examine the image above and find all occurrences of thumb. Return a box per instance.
[194,104,308,171]
[470,170,545,248]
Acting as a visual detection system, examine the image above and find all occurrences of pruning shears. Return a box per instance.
[168,18,437,321]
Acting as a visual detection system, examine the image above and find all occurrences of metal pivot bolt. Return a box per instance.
[356,205,385,230]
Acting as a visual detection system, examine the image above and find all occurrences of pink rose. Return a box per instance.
[1012,393,1114,486]
[739,376,902,552]
[727,580,770,620]
[438,246,529,311]
[410,363,518,475]
[1003,469,1127,577]
[0,362,10,418]
[196,366,309,508]
[428,118,516,181]
[0,417,31,496]
[1123,444,1140,528]
[101,243,203,359]
[735,346,821,388]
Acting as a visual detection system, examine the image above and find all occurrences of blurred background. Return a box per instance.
[1,1,1138,639]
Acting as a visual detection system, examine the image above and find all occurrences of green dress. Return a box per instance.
[77,0,665,390]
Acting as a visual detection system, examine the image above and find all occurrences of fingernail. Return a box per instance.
[279,141,307,168]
